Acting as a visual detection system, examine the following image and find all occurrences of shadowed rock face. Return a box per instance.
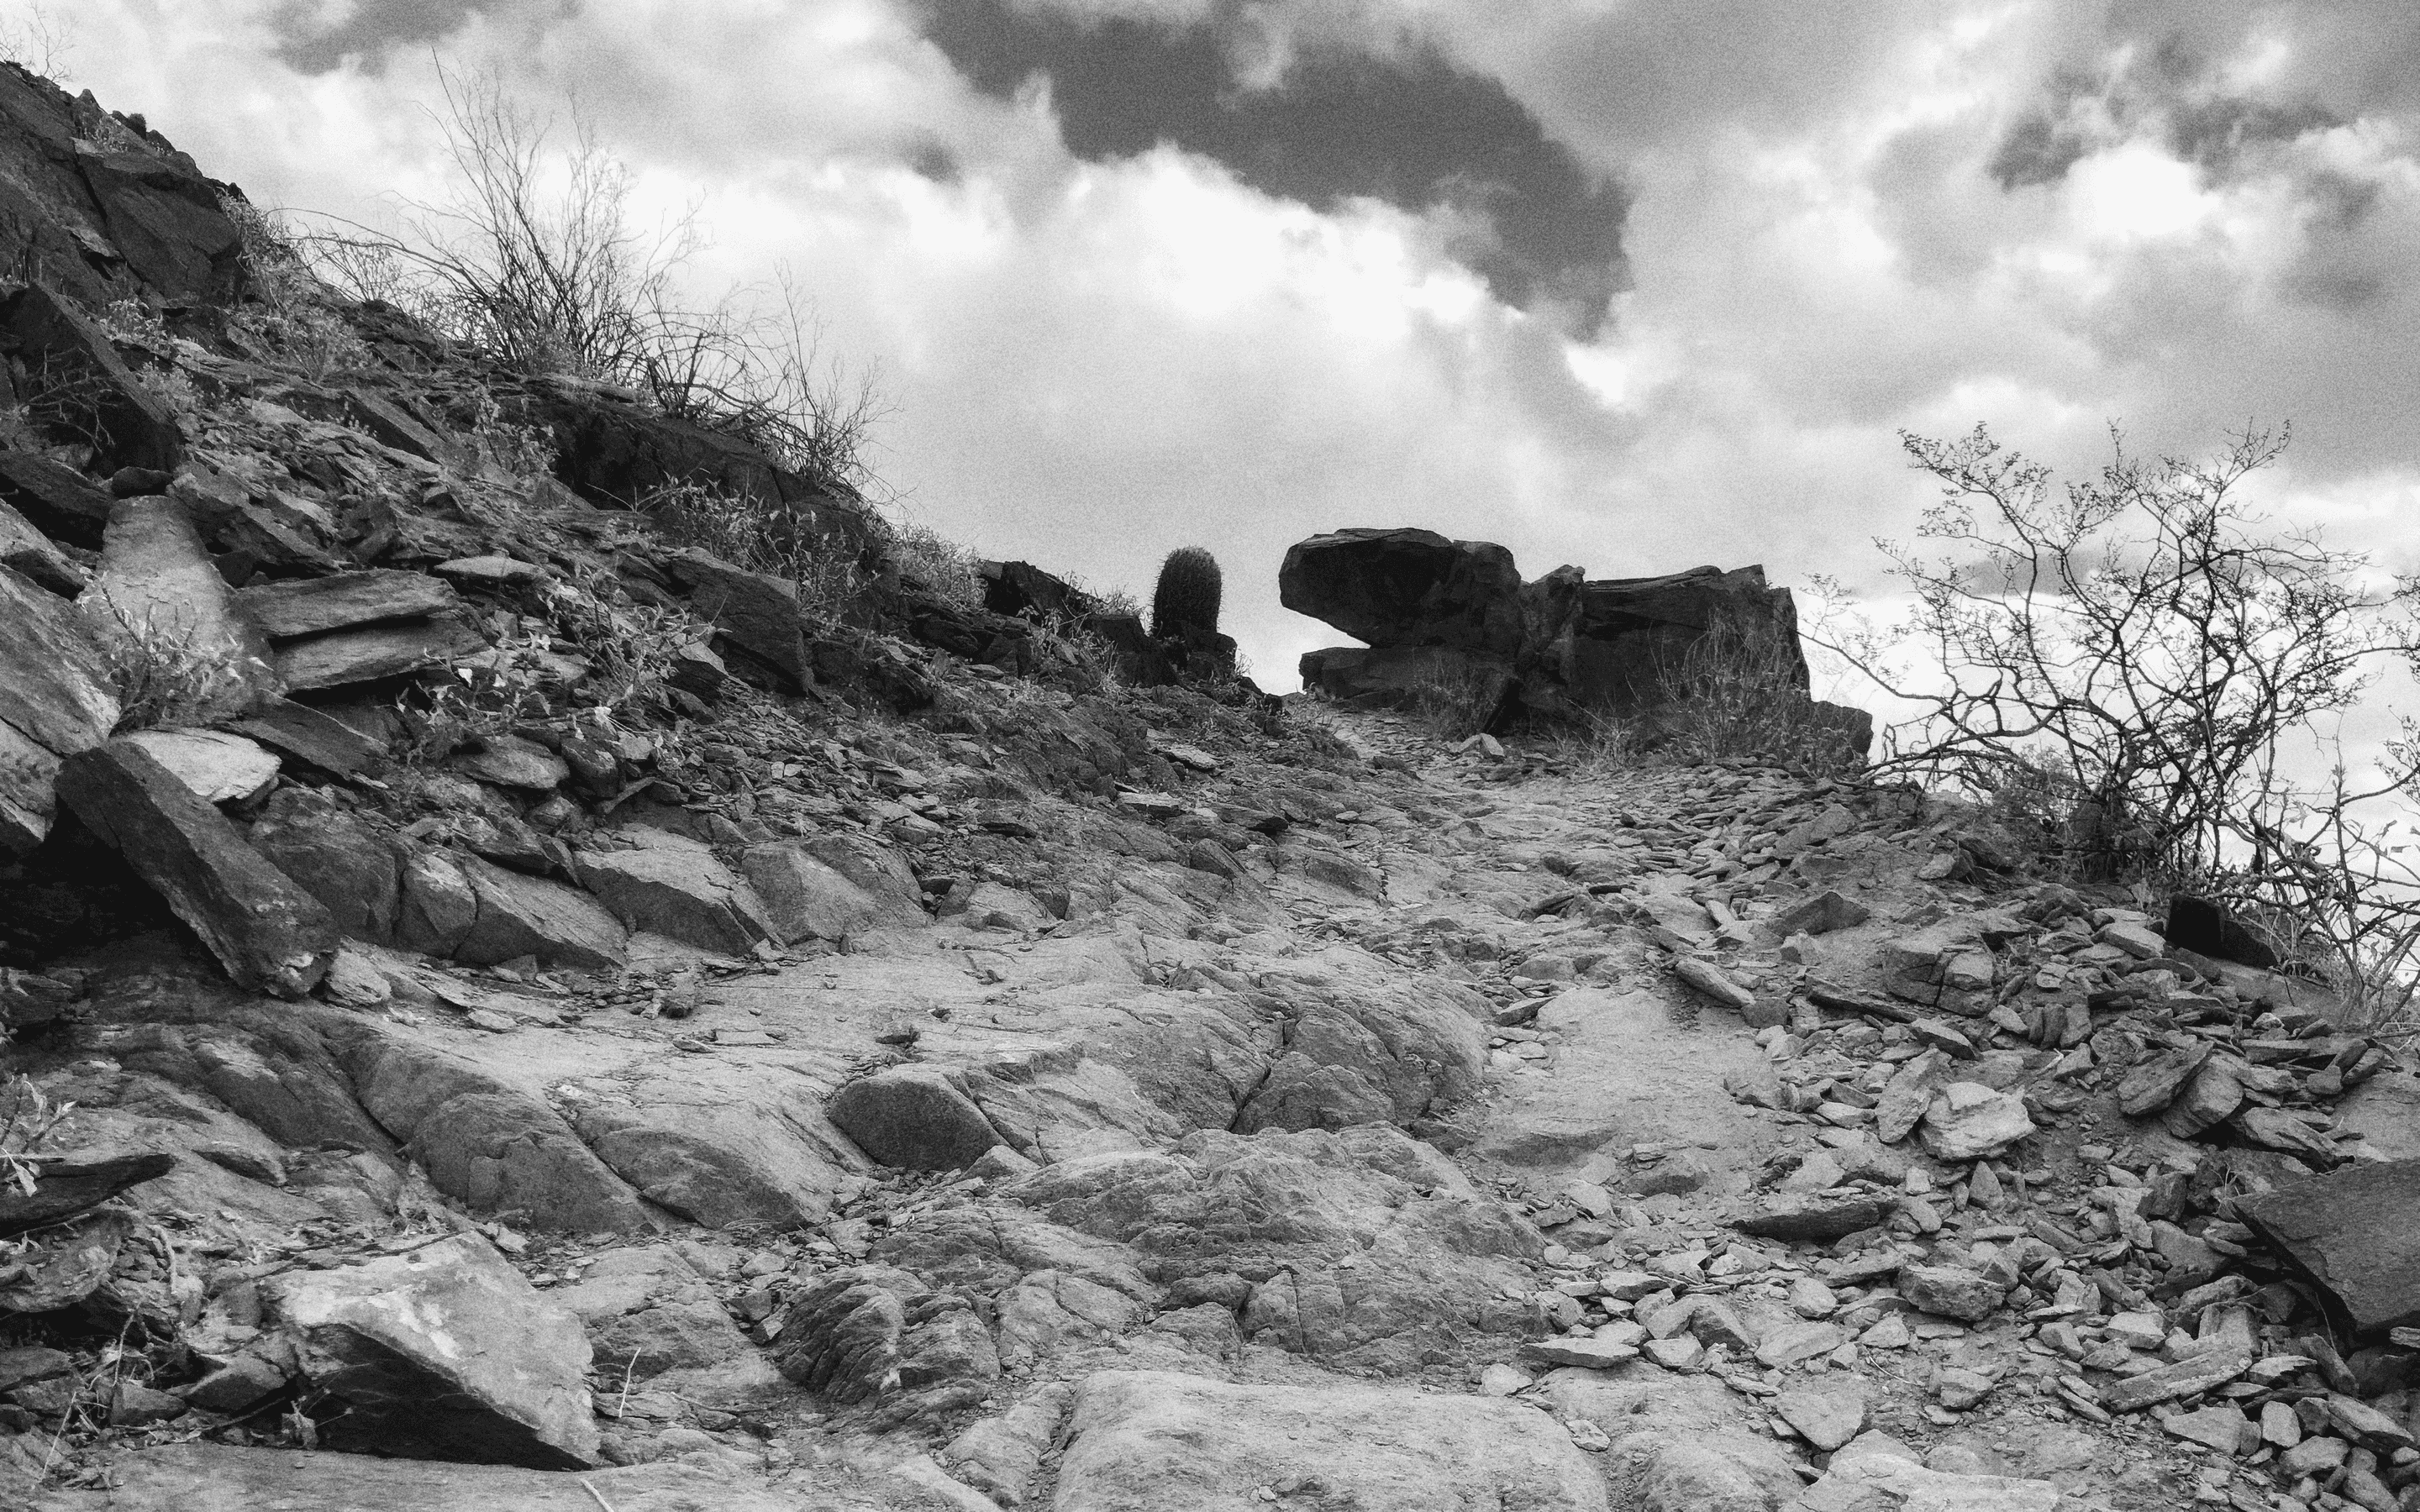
[1285,528,1870,754]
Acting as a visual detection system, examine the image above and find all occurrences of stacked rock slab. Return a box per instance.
[1283,526,1872,754]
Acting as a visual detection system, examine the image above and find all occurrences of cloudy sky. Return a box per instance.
[39,0,2420,698]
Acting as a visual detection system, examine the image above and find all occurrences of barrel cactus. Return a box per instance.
[1150,546,1223,641]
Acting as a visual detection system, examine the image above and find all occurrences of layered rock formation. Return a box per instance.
[1284,526,1871,757]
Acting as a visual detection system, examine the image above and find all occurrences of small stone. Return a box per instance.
[1933,1367,1996,1410]
[1642,1336,1703,1369]
[1755,1320,1846,1368]
[1788,1278,1839,1319]
[2165,1405,2252,1454]
[1524,1336,1641,1370]
[1776,1380,1869,1451]
[2277,1435,2349,1477]
[2104,1311,2165,1350]
[1478,1363,1532,1396]
[2260,1400,2303,1448]
[1918,1082,2036,1161]
[1899,1264,2005,1323]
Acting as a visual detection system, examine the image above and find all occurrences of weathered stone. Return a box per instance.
[446,732,569,790]
[82,494,278,719]
[0,283,182,472]
[1732,1193,1896,1243]
[57,740,335,995]
[0,1153,173,1239]
[227,697,391,776]
[2117,1041,2212,1116]
[1523,1336,1641,1369]
[1933,1365,1997,1410]
[261,1232,597,1468]
[337,1031,650,1234]
[663,549,811,690]
[577,830,772,956]
[434,554,546,589]
[1281,528,1529,654]
[1918,1081,2035,1161]
[2336,1072,2420,1162]
[1797,1435,2058,1512]
[237,569,459,639]
[0,449,113,548]
[1053,1369,1608,1512]
[798,832,929,921]
[1755,1320,1846,1368]
[2165,894,2278,969]
[122,728,279,804]
[829,1065,1005,1170]
[1777,1378,1869,1450]
[1673,955,1757,1013]
[2098,920,2165,959]
[454,854,627,969]
[1899,1264,2004,1322]
[550,1246,755,1382]
[2160,1060,2246,1138]
[13,1445,797,1511]
[0,496,81,594]
[396,845,481,956]
[1874,1053,1950,1145]
[0,564,120,853]
[275,614,490,691]
[1770,889,1871,937]
[2240,1160,2420,1334]
[740,839,896,942]
[2100,1348,2250,1411]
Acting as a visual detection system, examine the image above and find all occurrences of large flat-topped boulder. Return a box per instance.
[1285,528,1869,755]
[1279,528,1527,654]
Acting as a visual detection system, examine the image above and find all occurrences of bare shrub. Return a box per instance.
[218,194,375,380]
[1824,422,2420,1036]
[295,66,885,494]
[891,521,981,608]
[0,3,73,81]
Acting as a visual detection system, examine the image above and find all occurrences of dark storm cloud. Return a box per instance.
[918,0,1627,332]
[1985,15,2346,192]
[266,0,576,75]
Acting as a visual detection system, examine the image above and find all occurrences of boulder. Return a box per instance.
[0,496,82,594]
[454,854,627,969]
[2165,895,2278,969]
[1918,1082,2035,1161]
[260,1232,599,1468]
[1732,1193,1896,1243]
[274,614,491,691]
[550,1246,757,1383]
[122,729,280,804]
[2239,1159,2420,1335]
[237,569,459,638]
[1551,564,1807,716]
[1900,1264,2006,1322]
[576,829,773,956]
[1052,1369,1607,1512]
[799,832,930,923]
[0,450,113,548]
[1279,528,1527,653]
[1797,1434,2058,1512]
[337,1030,650,1234]
[0,564,121,853]
[82,494,279,720]
[447,732,569,790]
[434,554,545,590]
[0,1153,174,1239]
[10,1446,798,1512]
[1770,889,1871,937]
[248,791,403,940]
[661,549,813,690]
[982,559,1099,622]
[829,1065,1006,1170]
[742,840,897,942]
[225,697,392,776]
[0,284,182,472]
[55,740,337,996]
[1776,1378,1870,1452]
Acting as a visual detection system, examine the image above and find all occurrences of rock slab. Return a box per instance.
[56,740,336,996]
[261,1233,598,1469]
[2240,1159,2420,1335]
[1053,1368,1608,1512]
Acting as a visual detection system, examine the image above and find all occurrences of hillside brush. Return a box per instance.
[1151,546,1223,641]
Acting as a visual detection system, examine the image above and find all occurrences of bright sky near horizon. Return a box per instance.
[38,0,2420,721]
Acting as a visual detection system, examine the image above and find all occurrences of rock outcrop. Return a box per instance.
[1285,526,1871,756]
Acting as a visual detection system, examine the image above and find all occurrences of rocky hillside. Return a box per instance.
[0,64,2417,1512]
